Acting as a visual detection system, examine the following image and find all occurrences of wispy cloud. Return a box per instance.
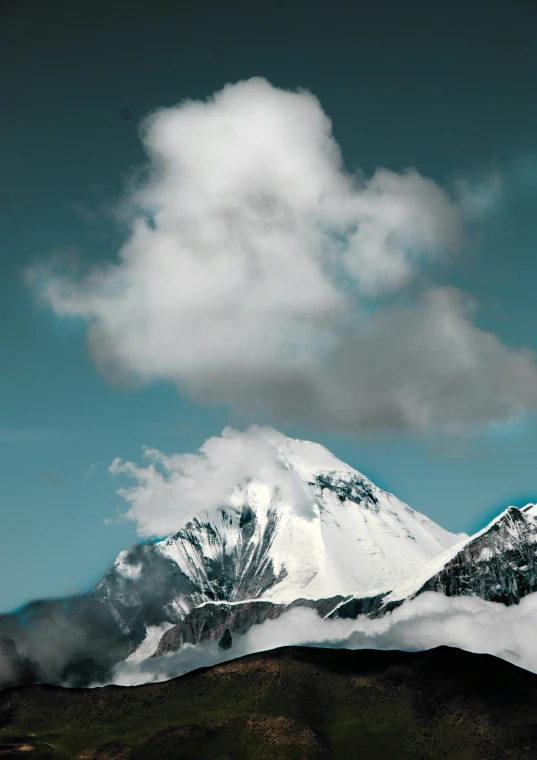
[109,426,314,537]
[84,462,97,478]
[70,200,100,226]
[454,166,503,219]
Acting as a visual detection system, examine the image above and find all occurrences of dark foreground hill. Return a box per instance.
[1,645,537,759]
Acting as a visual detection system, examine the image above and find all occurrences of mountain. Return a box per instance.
[96,436,463,661]
[329,501,537,621]
[3,434,537,688]
[102,437,462,602]
[120,452,537,658]
[2,646,537,759]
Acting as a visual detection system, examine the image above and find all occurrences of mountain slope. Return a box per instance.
[380,502,537,611]
[152,596,346,656]
[117,499,537,660]
[325,503,537,623]
[101,437,463,628]
[3,646,537,759]
[98,436,463,662]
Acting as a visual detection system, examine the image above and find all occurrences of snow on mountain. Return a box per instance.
[112,495,537,663]
[98,435,465,665]
[145,437,464,605]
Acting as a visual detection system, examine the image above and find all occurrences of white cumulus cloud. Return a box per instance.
[27,77,537,434]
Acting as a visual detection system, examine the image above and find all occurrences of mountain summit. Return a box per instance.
[96,437,463,642]
[158,436,464,602]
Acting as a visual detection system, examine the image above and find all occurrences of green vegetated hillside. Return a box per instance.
[1,645,537,759]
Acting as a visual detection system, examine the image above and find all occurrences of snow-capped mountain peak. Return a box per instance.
[276,436,357,480]
[89,434,472,671]
[106,436,465,611]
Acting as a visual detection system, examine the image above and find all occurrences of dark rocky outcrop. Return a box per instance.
[327,593,388,620]
[155,601,284,655]
[218,627,233,650]
[310,472,380,510]
[415,507,537,605]
[162,504,289,603]
[153,596,346,656]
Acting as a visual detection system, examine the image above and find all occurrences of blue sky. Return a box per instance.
[1,0,537,612]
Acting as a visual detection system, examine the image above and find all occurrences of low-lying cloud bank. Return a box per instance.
[0,594,131,689]
[112,591,537,686]
[26,77,537,435]
[3,591,537,690]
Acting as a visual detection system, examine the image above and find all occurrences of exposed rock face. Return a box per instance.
[327,593,387,620]
[153,596,346,656]
[155,601,285,655]
[218,628,233,650]
[416,507,537,605]
[364,504,537,619]
[313,472,379,510]
[89,503,291,645]
[69,497,537,666]
[156,504,288,603]
[93,542,200,637]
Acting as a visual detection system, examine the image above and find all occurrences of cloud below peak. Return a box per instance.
[26,77,537,435]
[112,591,537,687]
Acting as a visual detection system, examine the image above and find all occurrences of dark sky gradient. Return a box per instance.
[1,0,537,611]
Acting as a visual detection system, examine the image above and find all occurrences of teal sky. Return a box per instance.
[1,0,537,612]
